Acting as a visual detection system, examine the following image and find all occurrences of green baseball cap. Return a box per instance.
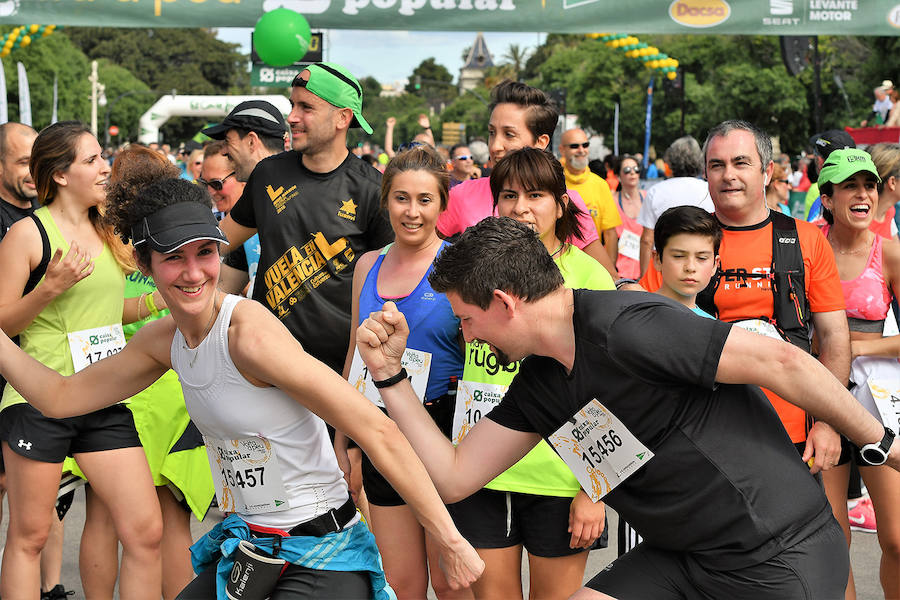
[293,62,373,134]
[818,148,881,186]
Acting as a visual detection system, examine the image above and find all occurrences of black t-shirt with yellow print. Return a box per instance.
[230,151,393,373]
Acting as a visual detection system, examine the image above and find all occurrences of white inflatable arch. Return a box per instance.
[139,95,292,144]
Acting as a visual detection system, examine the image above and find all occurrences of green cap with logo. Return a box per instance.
[294,62,373,134]
[817,148,881,186]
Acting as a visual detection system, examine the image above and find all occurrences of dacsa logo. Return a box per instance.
[669,0,730,28]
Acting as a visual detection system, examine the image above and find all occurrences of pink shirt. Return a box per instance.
[437,176,600,249]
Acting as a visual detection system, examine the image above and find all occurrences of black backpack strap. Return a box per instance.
[23,213,51,296]
[769,211,811,351]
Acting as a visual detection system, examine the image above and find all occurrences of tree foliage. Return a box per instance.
[440,87,491,142]
[65,27,249,142]
[405,58,456,106]
[0,31,91,129]
[518,34,890,157]
[350,92,431,150]
[98,59,153,146]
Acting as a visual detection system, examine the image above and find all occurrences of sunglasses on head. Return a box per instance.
[621,166,640,174]
[398,141,428,152]
[454,154,472,161]
[567,142,590,149]
[199,172,235,191]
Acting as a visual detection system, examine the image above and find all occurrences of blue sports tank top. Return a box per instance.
[358,242,462,402]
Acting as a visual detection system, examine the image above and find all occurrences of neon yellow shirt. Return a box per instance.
[2,207,124,410]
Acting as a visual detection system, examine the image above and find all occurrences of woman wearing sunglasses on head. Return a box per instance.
[613,155,645,279]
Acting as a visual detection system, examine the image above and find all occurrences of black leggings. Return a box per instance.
[175,562,372,599]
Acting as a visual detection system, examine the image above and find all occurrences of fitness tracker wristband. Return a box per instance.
[615,278,639,290]
[860,426,895,466]
[373,368,408,389]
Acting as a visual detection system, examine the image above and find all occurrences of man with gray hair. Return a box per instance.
[636,135,712,275]
[641,119,848,478]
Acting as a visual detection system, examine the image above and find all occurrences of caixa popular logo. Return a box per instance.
[669,0,731,28]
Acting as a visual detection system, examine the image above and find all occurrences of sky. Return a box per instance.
[215,28,546,86]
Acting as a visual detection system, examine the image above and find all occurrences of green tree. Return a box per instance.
[98,59,154,145]
[0,31,91,129]
[65,27,249,142]
[440,87,491,142]
[502,44,530,80]
[405,58,456,105]
[348,93,430,150]
[360,76,382,100]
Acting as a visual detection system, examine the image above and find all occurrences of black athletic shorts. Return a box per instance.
[836,435,866,467]
[446,487,608,558]
[0,403,141,463]
[587,518,848,600]
[175,561,372,600]
[361,394,454,507]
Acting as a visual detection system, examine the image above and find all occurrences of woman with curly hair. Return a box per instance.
[0,122,162,598]
[97,145,215,600]
[0,175,484,599]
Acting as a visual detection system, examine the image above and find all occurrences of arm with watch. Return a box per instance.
[357,302,544,502]
[363,301,899,481]
[716,324,897,468]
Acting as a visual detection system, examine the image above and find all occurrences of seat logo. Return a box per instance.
[669,0,731,28]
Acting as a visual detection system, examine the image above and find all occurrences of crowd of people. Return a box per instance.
[0,60,897,600]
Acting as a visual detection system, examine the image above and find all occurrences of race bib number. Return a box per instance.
[204,436,289,514]
[452,380,507,445]
[548,399,653,502]
[348,347,431,408]
[733,319,784,341]
[866,379,900,433]
[618,229,640,261]
[67,324,126,373]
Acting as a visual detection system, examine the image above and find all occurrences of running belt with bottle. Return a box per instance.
[171,294,353,530]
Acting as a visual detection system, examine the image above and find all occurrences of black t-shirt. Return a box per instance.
[487,289,833,570]
[0,197,37,239]
[229,151,393,372]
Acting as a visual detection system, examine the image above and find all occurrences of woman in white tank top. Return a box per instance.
[0,177,484,600]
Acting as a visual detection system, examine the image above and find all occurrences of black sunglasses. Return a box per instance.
[199,172,235,191]
[621,166,640,174]
[567,142,590,149]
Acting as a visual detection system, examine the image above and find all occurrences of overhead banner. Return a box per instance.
[5,0,900,35]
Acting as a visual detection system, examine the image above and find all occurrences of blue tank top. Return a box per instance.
[358,242,462,402]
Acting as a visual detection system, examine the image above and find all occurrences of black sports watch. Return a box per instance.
[860,426,896,466]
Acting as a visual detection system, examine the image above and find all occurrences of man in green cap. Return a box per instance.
[218,62,392,374]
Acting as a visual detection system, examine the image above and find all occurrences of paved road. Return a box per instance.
[0,492,886,599]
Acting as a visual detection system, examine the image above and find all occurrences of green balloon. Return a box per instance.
[253,8,312,68]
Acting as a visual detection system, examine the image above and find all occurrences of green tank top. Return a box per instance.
[1,206,124,410]
[463,245,614,497]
